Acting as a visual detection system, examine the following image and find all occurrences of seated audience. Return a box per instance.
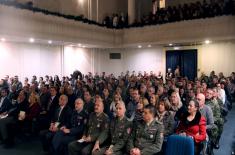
[18,92,41,133]
[127,105,164,155]
[93,101,132,155]
[110,92,122,118]
[68,99,109,155]
[40,95,72,153]
[0,90,28,148]
[52,98,88,155]
[169,91,182,113]
[176,99,206,155]
[126,89,140,120]
[155,98,175,137]
[0,88,13,115]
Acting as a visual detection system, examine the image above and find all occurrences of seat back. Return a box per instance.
[165,135,194,155]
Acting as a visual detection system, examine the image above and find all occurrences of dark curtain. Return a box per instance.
[166,50,197,80]
[166,51,180,72]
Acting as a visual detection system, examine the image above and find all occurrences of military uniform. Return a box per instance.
[52,109,88,155]
[212,99,224,143]
[93,116,132,155]
[127,120,164,155]
[68,112,109,155]
[206,99,224,145]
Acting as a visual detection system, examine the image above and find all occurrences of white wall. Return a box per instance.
[198,41,235,76]
[0,42,62,81]
[63,46,94,76]
[93,47,165,76]
[1,41,234,81]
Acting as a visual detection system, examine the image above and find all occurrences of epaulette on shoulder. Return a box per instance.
[155,120,163,125]
[103,112,109,118]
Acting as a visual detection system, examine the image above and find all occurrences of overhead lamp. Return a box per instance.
[174,47,180,50]
[1,38,5,42]
[205,40,211,44]
[29,38,35,43]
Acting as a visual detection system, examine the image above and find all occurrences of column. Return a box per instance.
[128,0,136,25]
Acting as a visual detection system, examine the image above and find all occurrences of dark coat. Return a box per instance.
[156,111,175,136]
[51,105,72,128]
[0,97,13,114]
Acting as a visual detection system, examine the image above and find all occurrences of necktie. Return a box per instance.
[47,97,53,111]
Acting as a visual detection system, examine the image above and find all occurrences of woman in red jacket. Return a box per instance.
[176,99,206,155]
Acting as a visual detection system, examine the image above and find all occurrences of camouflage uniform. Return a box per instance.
[206,99,224,144]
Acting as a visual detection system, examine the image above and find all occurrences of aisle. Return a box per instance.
[215,103,235,155]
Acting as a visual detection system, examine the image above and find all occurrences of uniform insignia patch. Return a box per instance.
[127,128,131,134]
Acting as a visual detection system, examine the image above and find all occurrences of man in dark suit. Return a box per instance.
[52,98,88,155]
[0,88,13,115]
[40,94,72,153]
[37,86,59,130]
[0,90,28,148]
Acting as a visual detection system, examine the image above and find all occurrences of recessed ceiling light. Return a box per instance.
[82,45,86,48]
[48,40,52,44]
[169,43,173,46]
[174,47,180,50]
[78,44,82,47]
[1,38,5,42]
[29,38,35,43]
[148,45,152,48]
[138,45,142,48]
[205,40,211,44]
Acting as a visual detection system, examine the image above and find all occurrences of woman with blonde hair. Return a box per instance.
[18,92,41,133]
[110,92,122,118]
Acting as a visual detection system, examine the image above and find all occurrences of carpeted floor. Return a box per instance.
[0,103,234,155]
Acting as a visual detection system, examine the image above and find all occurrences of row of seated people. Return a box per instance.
[0,71,234,154]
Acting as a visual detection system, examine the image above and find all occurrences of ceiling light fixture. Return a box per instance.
[174,47,180,50]
[1,38,6,42]
[48,40,52,44]
[205,40,211,44]
[138,45,142,48]
[148,45,152,48]
[29,38,35,43]
[169,43,173,46]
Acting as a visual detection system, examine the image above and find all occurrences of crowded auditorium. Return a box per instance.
[0,0,235,155]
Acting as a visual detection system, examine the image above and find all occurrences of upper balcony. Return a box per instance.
[0,2,234,48]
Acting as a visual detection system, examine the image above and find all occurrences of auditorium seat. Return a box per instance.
[165,135,194,155]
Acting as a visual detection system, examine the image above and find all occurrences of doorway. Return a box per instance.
[166,49,198,80]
